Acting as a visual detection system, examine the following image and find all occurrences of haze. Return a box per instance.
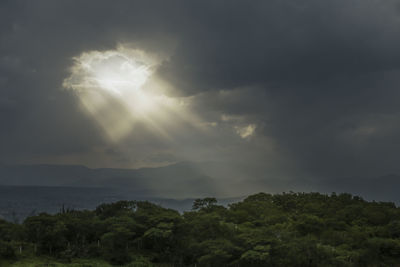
[1,0,400,199]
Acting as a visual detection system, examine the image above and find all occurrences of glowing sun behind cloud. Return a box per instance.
[63,45,190,142]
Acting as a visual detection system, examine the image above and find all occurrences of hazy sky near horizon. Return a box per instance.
[1,0,400,193]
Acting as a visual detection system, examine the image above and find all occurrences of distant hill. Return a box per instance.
[0,185,244,222]
[0,162,218,198]
[1,162,400,203]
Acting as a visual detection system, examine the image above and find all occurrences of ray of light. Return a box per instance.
[63,45,203,144]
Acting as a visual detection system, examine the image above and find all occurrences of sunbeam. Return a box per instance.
[63,45,197,142]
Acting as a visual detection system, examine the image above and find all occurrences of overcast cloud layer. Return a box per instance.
[1,0,400,196]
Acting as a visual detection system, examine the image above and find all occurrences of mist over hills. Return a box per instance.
[1,160,400,223]
[0,162,239,221]
[0,162,218,198]
[0,161,400,204]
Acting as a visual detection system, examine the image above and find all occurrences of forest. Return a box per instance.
[1,192,400,266]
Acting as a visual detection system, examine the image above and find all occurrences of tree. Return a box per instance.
[192,197,217,211]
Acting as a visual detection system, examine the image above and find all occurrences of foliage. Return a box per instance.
[2,192,400,266]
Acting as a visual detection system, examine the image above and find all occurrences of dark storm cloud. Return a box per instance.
[1,0,400,194]
[158,0,400,93]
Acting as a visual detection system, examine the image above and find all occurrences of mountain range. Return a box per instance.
[0,162,217,198]
[1,162,400,204]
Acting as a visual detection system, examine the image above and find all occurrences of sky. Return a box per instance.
[1,0,400,196]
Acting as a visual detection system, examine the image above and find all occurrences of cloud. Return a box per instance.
[1,0,400,196]
[235,124,256,139]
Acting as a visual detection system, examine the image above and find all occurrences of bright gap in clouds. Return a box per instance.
[62,45,259,172]
[63,46,192,142]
